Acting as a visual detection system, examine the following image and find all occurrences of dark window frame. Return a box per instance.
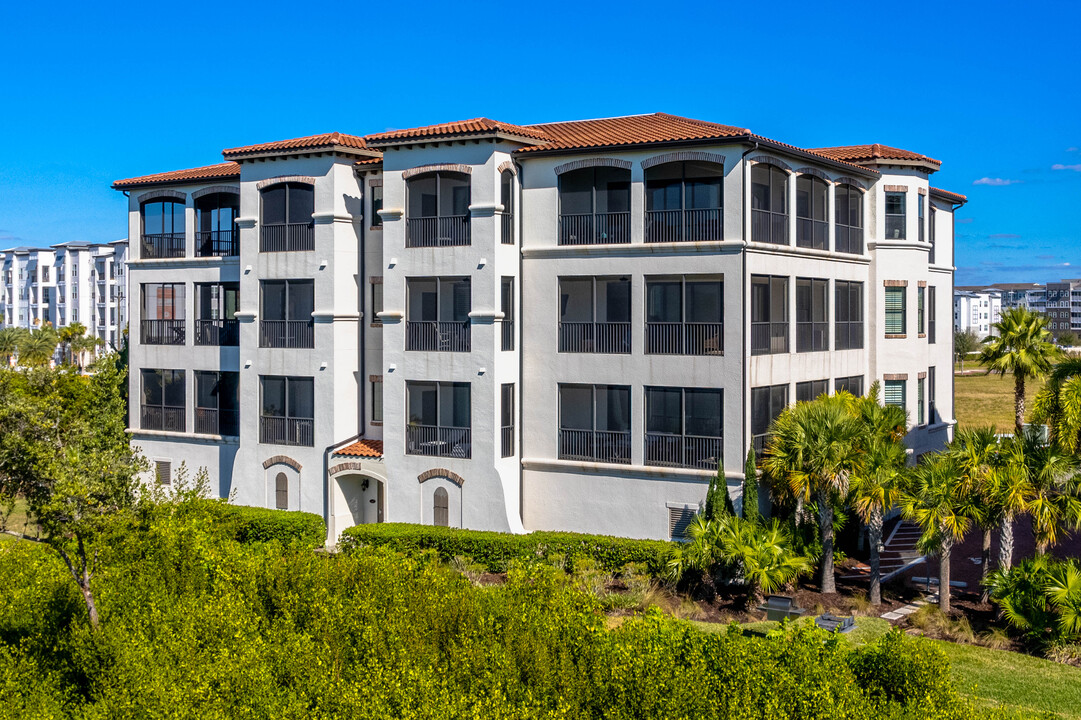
[795,175,828,250]
[751,274,789,355]
[750,164,789,245]
[796,277,829,352]
[885,286,907,336]
[835,280,864,350]
[557,166,632,245]
[834,183,864,254]
[885,191,906,240]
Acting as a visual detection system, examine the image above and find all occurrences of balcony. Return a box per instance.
[645,322,723,355]
[751,210,788,245]
[405,321,471,352]
[259,416,314,446]
[141,233,185,259]
[141,405,185,432]
[195,319,239,347]
[406,216,470,248]
[195,407,239,436]
[141,319,185,345]
[558,322,630,353]
[645,208,722,243]
[406,425,471,458]
[501,425,514,458]
[501,320,514,351]
[796,218,828,250]
[835,225,863,255]
[500,212,514,245]
[644,434,722,469]
[558,212,630,245]
[196,229,239,257]
[259,320,314,349]
[558,429,630,464]
[751,321,789,355]
[260,223,314,252]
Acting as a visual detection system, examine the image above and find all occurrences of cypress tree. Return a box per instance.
[743,447,760,524]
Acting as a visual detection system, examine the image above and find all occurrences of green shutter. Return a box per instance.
[885,380,905,409]
[885,287,905,334]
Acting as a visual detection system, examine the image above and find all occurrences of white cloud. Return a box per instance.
[972,177,1022,186]
[1052,163,1081,172]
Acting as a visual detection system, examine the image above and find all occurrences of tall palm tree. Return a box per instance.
[979,307,1060,436]
[1031,357,1081,453]
[988,435,1034,573]
[18,331,57,367]
[901,453,974,613]
[1020,431,1081,554]
[58,322,87,365]
[763,394,864,594]
[950,426,1004,602]
[0,327,20,365]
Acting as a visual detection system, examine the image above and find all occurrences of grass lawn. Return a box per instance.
[954,370,1045,430]
[1,497,41,539]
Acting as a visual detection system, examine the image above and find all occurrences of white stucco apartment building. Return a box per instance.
[953,289,1001,337]
[2,240,129,349]
[112,114,965,543]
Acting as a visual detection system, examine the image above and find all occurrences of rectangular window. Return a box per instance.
[558,384,631,464]
[501,277,514,351]
[141,369,185,432]
[371,380,383,423]
[558,277,631,353]
[835,281,864,350]
[370,185,383,227]
[644,387,722,469]
[884,379,906,411]
[918,286,926,335]
[501,383,514,458]
[406,381,471,459]
[885,286,906,335]
[929,205,937,263]
[928,367,937,423]
[645,276,723,355]
[750,164,788,245]
[796,277,828,352]
[917,377,925,425]
[928,286,937,344]
[260,280,314,348]
[885,192,906,239]
[371,280,383,325]
[835,375,864,396]
[918,195,925,244]
[405,277,471,352]
[195,370,239,436]
[259,376,314,447]
[195,283,239,346]
[795,380,828,403]
[751,384,788,457]
[751,275,789,355]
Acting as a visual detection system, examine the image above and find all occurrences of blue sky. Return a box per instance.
[0,0,1077,286]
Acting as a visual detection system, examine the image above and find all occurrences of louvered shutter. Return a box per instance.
[155,460,172,486]
[669,506,696,540]
[884,380,905,409]
[884,287,905,334]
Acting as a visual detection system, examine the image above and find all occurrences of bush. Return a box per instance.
[202,502,326,548]
[849,629,959,711]
[339,522,673,575]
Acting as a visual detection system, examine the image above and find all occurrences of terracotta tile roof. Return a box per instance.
[366,117,552,144]
[810,143,941,168]
[517,112,749,154]
[929,186,968,204]
[354,157,383,167]
[112,161,240,189]
[334,438,383,458]
[222,132,373,158]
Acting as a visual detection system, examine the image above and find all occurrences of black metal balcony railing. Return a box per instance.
[796,218,828,250]
[644,208,722,243]
[752,433,770,459]
[796,321,829,352]
[500,212,514,245]
[835,225,863,255]
[405,321,471,352]
[195,407,239,436]
[645,322,723,355]
[260,223,314,252]
[501,320,514,351]
[141,319,185,345]
[196,229,239,257]
[259,416,314,446]
[195,319,239,346]
[141,405,185,432]
[751,321,789,355]
[259,320,314,348]
[751,209,788,245]
[406,216,470,247]
[406,425,472,458]
[501,425,514,458]
[558,212,630,245]
[644,433,722,469]
[835,321,864,351]
[141,233,185,259]
[558,428,631,464]
[558,321,631,354]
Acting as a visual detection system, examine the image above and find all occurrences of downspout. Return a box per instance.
[740,141,758,463]
[513,157,525,526]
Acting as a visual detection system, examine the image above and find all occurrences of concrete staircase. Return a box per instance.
[842,519,926,582]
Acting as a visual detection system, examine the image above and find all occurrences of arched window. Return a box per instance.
[750,164,788,245]
[260,182,314,252]
[433,487,449,527]
[645,161,723,243]
[500,170,514,245]
[558,167,630,245]
[406,172,471,247]
[195,192,239,257]
[834,184,863,254]
[275,472,288,510]
[796,176,828,250]
[141,199,185,259]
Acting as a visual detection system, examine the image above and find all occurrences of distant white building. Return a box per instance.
[1,241,129,349]
[953,289,1001,337]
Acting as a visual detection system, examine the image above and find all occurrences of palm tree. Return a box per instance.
[979,307,1060,436]
[18,330,57,367]
[719,517,812,607]
[1020,431,1081,554]
[901,453,974,613]
[763,394,864,594]
[0,327,20,365]
[58,322,87,365]
[1031,358,1081,453]
[987,435,1034,573]
[950,426,1004,602]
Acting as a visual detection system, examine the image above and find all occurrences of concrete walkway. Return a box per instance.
[880,593,937,622]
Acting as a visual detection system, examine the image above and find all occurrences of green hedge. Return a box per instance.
[201,502,326,548]
[339,522,673,575]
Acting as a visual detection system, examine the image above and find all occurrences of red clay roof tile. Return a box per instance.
[929,186,968,204]
[334,438,383,458]
[810,143,941,168]
[366,117,552,144]
[112,161,240,189]
[222,132,372,158]
[517,112,749,153]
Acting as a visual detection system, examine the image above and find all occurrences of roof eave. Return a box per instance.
[111,175,241,191]
[223,145,382,162]
[366,130,548,149]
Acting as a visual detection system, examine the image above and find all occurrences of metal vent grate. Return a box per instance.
[155,460,172,486]
[668,506,696,540]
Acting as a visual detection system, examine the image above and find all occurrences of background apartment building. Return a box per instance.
[953,288,1001,337]
[113,114,964,543]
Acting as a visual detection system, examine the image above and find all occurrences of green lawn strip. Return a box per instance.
[935,640,1081,720]
[1,497,42,539]
[954,371,1045,430]
[691,616,892,646]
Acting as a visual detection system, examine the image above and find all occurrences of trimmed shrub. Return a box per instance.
[849,628,958,710]
[339,522,672,575]
[202,502,326,548]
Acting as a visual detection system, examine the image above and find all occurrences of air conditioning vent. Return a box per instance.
[155,460,172,486]
[668,506,696,541]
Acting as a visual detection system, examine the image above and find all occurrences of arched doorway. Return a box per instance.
[331,473,384,544]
